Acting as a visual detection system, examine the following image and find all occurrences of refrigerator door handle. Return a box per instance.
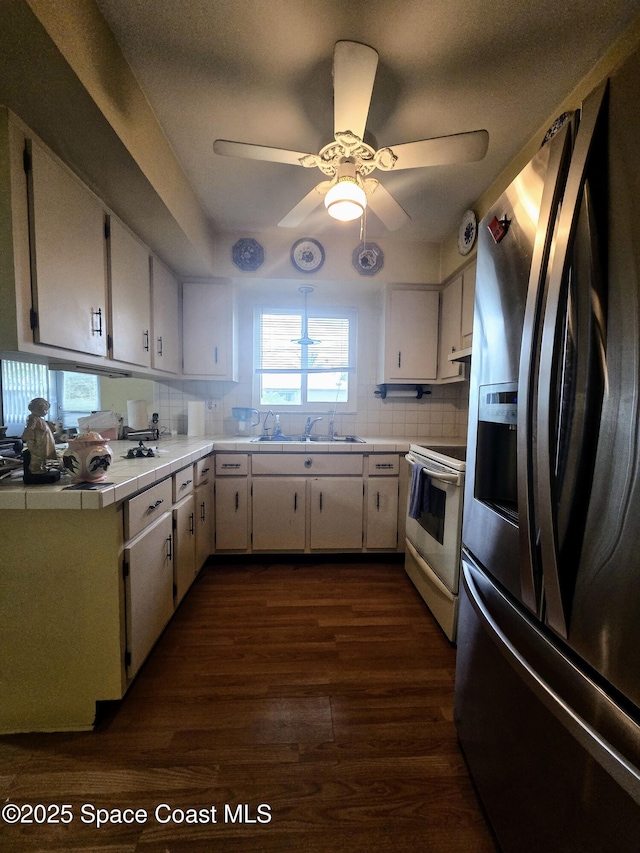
[517,123,572,616]
[536,81,608,638]
[462,556,640,807]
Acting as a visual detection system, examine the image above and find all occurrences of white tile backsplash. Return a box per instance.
[152,377,469,440]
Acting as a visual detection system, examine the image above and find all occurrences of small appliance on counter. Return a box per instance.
[232,407,260,435]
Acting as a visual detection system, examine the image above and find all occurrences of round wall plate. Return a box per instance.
[232,237,264,271]
[457,209,477,255]
[291,238,325,273]
[352,241,384,276]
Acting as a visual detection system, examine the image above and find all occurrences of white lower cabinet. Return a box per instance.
[309,477,364,551]
[124,512,174,679]
[365,478,399,549]
[214,452,402,555]
[173,494,196,606]
[252,477,306,551]
[215,478,249,551]
[195,481,215,570]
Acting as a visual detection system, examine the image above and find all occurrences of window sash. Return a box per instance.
[255,306,355,408]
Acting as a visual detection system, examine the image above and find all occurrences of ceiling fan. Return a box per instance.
[213,40,489,230]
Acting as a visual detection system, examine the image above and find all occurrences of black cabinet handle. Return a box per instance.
[92,307,103,336]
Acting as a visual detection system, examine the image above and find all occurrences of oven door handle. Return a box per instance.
[404,453,461,484]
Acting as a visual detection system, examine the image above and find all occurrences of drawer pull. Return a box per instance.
[375,463,394,469]
[201,467,210,474]
[222,463,241,469]
[304,457,313,468]
[148,499,164,511]
[180,479,193,489]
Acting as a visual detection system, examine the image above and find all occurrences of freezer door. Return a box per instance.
[455,554,640,853]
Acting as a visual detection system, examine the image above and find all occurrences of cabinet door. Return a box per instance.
[461,260,476,348]
[182,281,237,379]
[125,513,174,679]
[27,138,107,356]
[438,275,463,380]
[215,478,249,551]
[173,495,196,606]
[151,258,180,373]
[366,478,399,550]
[108,217,151,367]
[383,289,439,381]
[310,478,363,550]
[195,481,214,570]
[252,478,306,551]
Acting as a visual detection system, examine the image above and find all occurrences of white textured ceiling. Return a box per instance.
[63,1,640,244]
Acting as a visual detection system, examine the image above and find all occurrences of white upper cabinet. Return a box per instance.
[151,257,180,374]
[26,137,107,357]
[182,280,238,380]
[438,275,463,381]
[461,260,476,349]
[107,216,151,368]
[378,286,439,383]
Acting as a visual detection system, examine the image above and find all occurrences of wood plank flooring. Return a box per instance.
[0,558,497,852]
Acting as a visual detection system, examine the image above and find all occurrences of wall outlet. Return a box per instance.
[206,399,220,412]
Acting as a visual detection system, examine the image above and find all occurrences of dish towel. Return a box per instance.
[408,461,431,519]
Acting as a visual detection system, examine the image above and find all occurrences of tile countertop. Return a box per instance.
[0,435,465,510]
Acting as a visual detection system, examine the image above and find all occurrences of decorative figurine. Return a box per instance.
[21,397,61,484]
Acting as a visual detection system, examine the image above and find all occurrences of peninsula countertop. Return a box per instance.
[0,434,464,510]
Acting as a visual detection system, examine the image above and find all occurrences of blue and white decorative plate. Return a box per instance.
[232,237,265,271]
[457,209,477,256]
[352,241,384,276]
[291,238,325,273]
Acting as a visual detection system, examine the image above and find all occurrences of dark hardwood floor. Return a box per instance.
[0,558,497,852]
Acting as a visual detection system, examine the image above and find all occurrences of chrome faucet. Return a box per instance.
[304,416,323,436]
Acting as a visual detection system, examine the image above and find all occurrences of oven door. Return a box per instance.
[405,455,464,593]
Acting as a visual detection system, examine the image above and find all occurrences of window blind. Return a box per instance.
[258,312,352,372]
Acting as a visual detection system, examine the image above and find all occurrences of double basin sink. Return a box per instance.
[251,434,366,443]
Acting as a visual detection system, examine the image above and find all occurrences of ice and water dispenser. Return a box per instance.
[474,382,519,524]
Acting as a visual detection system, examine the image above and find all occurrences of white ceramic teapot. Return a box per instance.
[62,431,113,483]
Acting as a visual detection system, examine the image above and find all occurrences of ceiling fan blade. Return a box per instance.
[278,181,333,228]
[389,130,489,170]
[213,139,312,166]
[364,180,411,231]
[333,41,378,140]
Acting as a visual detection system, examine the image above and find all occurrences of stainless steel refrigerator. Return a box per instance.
[455,46,640,852]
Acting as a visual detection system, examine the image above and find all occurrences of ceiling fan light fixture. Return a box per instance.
[324,161,367,222]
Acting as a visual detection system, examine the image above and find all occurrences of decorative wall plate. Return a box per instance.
[291,238,325,273]
[352,241,384,276]
[232,237,264,271]
[457,209,477,255]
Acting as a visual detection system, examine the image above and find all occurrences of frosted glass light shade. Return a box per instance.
[324,178,367,221]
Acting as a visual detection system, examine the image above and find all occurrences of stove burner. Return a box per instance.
[125,440,156,459]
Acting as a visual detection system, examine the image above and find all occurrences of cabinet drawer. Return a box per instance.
[252,453,363,476]
[368,454,399,475]
[173,464,195,501]
[125,478,173,540]
[195,455,213,486]
[216,454,249,475]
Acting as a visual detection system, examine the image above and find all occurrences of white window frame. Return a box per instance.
[253,304,357,413]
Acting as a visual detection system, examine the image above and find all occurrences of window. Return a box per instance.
[1,360,52,436]
[54,371,100,428]
[0,359,101,434]
[255,306,356,409]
